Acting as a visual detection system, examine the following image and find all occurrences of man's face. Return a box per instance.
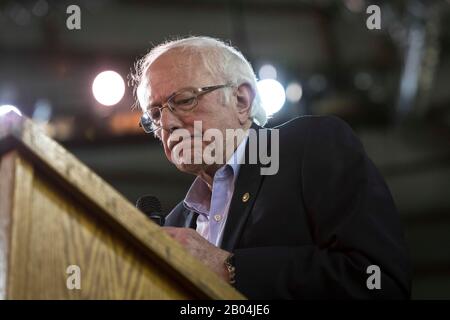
[141,49,244,176]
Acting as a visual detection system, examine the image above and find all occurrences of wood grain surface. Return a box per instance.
[0,151,15,299]
[0,112,245,299]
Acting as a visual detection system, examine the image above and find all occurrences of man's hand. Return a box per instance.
[163,227,231,282]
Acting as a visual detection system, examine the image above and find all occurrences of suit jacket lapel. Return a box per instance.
[220,122,269,252]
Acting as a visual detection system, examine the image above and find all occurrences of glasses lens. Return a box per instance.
[149,107,162,122]
[140,112,154,133]
[170,90,197,111]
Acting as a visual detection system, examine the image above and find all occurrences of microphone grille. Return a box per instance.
[135,195,162,214]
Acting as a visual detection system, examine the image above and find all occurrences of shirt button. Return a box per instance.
[214,214,222,222]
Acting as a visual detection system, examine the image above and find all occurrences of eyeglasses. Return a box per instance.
[139,84,233,133]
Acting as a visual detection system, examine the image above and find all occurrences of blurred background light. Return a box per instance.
[92,71,125,106]
[258,64,277,80]
[344,0,364,13]
[257,79,286,116]
[308,74,328,93]
[354,72,373,91]
[0,104,22,117]
[286,82,303,103]
[31,0,49,17]
[8,3,31,26]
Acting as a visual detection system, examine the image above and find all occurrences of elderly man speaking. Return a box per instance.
[132,36,411,299]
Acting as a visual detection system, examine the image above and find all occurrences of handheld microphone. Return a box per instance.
[135,195,166,226]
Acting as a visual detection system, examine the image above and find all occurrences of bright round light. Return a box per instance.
[286,82,303,103]
[92,71,125,106]
[258,64,277,80]
[257,79,286,116]
[0,104,22,117]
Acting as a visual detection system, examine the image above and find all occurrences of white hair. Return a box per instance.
[131,36,267,126]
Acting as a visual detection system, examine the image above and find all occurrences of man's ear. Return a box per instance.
[235,83,254,125]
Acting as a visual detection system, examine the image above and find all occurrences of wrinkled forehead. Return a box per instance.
[138,48,220,109]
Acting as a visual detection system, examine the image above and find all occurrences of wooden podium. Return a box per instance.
[0,112,244,300]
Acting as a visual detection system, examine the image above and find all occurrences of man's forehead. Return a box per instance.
[145,67,215,105]
[148,66,191,91]
[138,48,219,108]
[148,49,196,81]
[145,70,193,106]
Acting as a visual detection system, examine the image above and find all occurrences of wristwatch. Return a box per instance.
[224,253,236,285]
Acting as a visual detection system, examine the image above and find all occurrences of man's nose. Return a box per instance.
[159,106,182,134]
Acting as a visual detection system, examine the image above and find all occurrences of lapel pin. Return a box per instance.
[242,192,250,203]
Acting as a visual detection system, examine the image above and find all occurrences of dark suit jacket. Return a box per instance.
[165,115,412,299]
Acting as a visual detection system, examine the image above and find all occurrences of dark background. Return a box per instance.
[1,0,450,299]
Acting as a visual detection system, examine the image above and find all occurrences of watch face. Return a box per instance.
[225,254,236,284]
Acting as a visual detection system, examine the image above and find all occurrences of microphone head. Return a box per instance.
[135,195,165,226]
[136,195,162,214]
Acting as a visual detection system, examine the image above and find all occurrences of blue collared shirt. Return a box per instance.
[183,135,248,246]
